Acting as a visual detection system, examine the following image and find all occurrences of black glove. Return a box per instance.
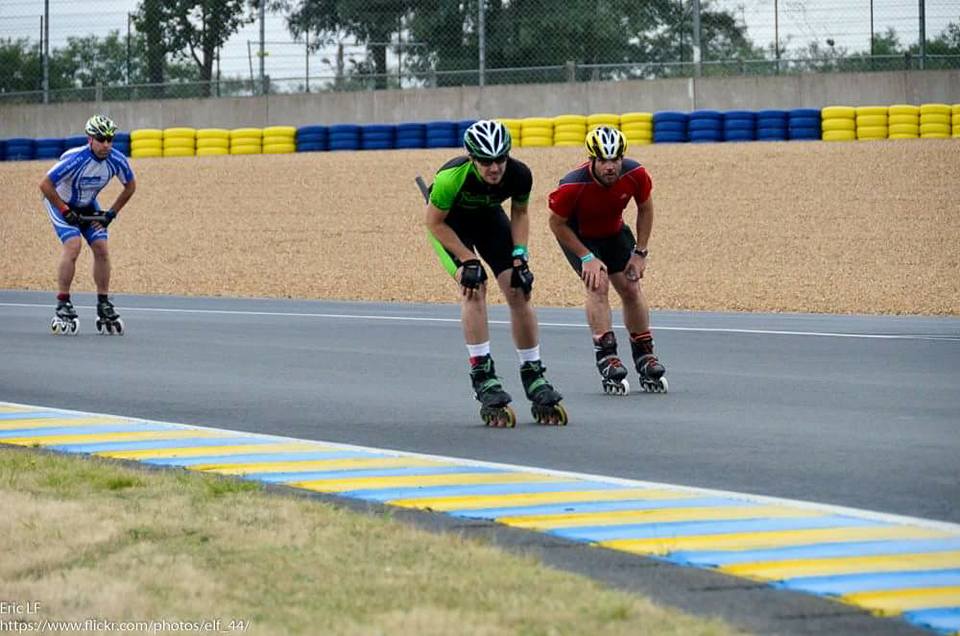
[61,207,79,225]
[101,209,117,227]
[459,259,487,289]
[511,261,534,294]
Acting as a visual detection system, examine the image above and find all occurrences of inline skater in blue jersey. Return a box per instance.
[39,114,136,335]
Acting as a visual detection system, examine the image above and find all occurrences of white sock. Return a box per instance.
[466,341,491,359]
[517,345,540,364]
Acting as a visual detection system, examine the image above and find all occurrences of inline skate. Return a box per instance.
[96,298,125,335]
[520,360,568,426]
[631,335,668,393]
[51,299,79,335]
[470,355,516,428]
[595,331,630,395]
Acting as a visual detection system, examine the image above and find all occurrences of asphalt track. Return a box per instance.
[1,289,958,634]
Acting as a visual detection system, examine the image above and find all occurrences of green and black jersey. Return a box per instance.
[429,156,532,213]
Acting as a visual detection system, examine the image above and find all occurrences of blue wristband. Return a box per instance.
[511,245,528,260]
[580,252,595,263]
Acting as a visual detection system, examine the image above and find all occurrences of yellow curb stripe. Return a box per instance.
[389,488,695,511]
[843,586,960,616]
[98,442,327,459]
[196,456,451,474]
[500,505,824,530]
[721,550,960,581]
[0,417,131,431]
[294,471,570,493]
[1,429,233,447]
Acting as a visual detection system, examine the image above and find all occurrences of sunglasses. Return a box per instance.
[93,134,115,143]
[475,155,508,167]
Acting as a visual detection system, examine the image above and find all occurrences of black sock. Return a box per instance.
[98,294,109,303]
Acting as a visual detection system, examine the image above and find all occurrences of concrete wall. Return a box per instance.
[2,70,958,137]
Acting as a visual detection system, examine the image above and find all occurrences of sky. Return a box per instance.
[1,0,956,83]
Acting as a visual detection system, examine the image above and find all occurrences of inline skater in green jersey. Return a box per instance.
[423,120,567,427]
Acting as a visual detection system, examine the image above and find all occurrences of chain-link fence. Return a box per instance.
[1,0,957,105]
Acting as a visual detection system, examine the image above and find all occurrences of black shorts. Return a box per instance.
[442,206,514,276]
[560,224,637,276]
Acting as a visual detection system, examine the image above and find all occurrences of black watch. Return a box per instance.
[633,247,649,258]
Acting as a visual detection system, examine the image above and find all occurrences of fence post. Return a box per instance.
[95,81,103,103]
[566,61,576,83]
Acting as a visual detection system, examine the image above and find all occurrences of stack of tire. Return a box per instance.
[553,114,587,147]
[426,121,458,148]
[498,119,522,145]
[723,111,756,142]
[855,106,888,141]
[296,125,328,152]
[196,129,230,156]
[954,104,960,138]
[919,104,951,139]
[64,135,88,152]
[34,138,64,160]
[0,140,5,161]
[395,123,426,149]
[5,138,36,160]
[163,127,196,157]
[787,109,821,141]
[328,125,360,151]
[229,128,262,155]
[456,120,476,146]
[756,110,788,141]
[520,117,553,147]
[688,110,722,143]
[620,112,653,146]
[361,124,395,150]
[130,129,162,158]
[821,106,856,142]
[263,126,296,154]
[886,105,919,139]
[113,132,131,156]
[652,112,688,143]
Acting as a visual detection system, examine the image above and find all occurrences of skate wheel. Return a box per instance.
[113,319,125,335]
[51,318,61,335]
[483,406,516,428]
[659,377,668,393]
[552,404,568,426]
[68,320,79,335]
[96,320,105,335]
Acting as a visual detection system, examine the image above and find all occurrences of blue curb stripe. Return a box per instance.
[902,607,960,634]
[50,437,267,453]
[449,496,744,520]
[0,423,176,438]
[554,515,881,543]
[0,411,82,420]
[776,569,960,595]
[354,480,623,502]
[243,465,499,484]
[676,538,960,567]
[145,450,382,466]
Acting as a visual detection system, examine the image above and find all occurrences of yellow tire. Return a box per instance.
[620,112,653,124]
[230,138,261,149]
[196,138,229,150]
[856,115,887,127]
[822,106,856,119]
[553,140,583,147]
[196,147,229,156]
[627,137,653,145]
[587,113,619,127]
[130,147,162,158]
[554,124,587,136]
[554,133,586,144]
[953,104,960,114]
[497,118,521,127]
[229,145,261,155]
[262,135,296,147]
[553,115,586,126]
[162,147,195,157]
[920,132,949,139]
[888,124,919,136]
[130,139,162,151]
[162,137,195,150]
[822,130,856,141]
[521,127,553,141]
[822,118,855,132]
[888,133,919,140]
[856,127,888,139]
[520,136,553,147]
[919,103,950,116]
[920,113,950,126]
[855,106,887,117]
[889,104,920,117]
[230,128,262,140]
[621,122,652,132]
[888,114,919,126]
[196,128,230,140]
[920,123,950,135]
[953,125,960,137]
[521,117,553,128]
[262,126,296,138]
[263,143,296,154]
[130,129,162,141]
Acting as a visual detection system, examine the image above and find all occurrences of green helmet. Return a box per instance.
[463,119,511,159]
[85,114,118,138]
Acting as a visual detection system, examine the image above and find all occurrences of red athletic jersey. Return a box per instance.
[547,159,653,239]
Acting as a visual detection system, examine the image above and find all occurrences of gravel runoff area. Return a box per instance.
[1,139,958,316]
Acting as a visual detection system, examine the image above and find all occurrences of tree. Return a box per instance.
[0,38,42,93]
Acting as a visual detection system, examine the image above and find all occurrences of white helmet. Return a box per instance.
[85,114,118,138]
[585,126,627,160]
[463,120,512,160]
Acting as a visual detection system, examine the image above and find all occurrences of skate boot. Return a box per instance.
[520,361,568,426]
[470,355,516,428]
[595,331,630,395]
[631,334,668,393]
[96,298,125,335]
[51,299,79,335]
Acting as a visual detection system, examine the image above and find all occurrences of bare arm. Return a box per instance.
[424,202,475,264]
[107,178,136,214]
[548,211,607,290]
[509,200,530,257]
[39,176,69,212]
[625,194,655,281]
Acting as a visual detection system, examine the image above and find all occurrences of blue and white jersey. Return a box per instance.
[46,145,135,208]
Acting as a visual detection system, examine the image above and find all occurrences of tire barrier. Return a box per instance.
[756,109,788,141]
[586,113,619,130]
[229,128,262,155]
[688,110,722,143]
[360,124,396,151]
[296,125,328,152]
[262,125,296,154]
[163,127,196,157]
[553,114,587,147]
[395,123,426,149]
[855,106,888,141]
[0,140,5,161]
[195,129,230,156]
[821,106,856,142]
[35,138,65,160]
[5,137,36,161]
[425,121,458,148]
[620,112,653,146]
[63,135,89,152]
[920,103,951,139]
[953,104,960,138]
[456,119,476,146]
[887,104,920,139]
[653,111,688,143]
[787,108,820,141]
[497,119,523,145]
[113,132,132,156]
[130,129,162,158]
[328,124,360,151]
[520,117,553,147]
[722,110,756,142]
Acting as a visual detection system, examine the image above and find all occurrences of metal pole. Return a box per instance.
[918,0,925,70]
[259,1,266,94]
[691,0,702,77]
[42,1,50,103]
[127,13,132,84]
[869,0,874,56]
[478,0,485,87]
[774,0,780,73]
[305,31,310,93]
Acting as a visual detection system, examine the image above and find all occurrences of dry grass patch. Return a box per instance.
[1,448,741,635]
